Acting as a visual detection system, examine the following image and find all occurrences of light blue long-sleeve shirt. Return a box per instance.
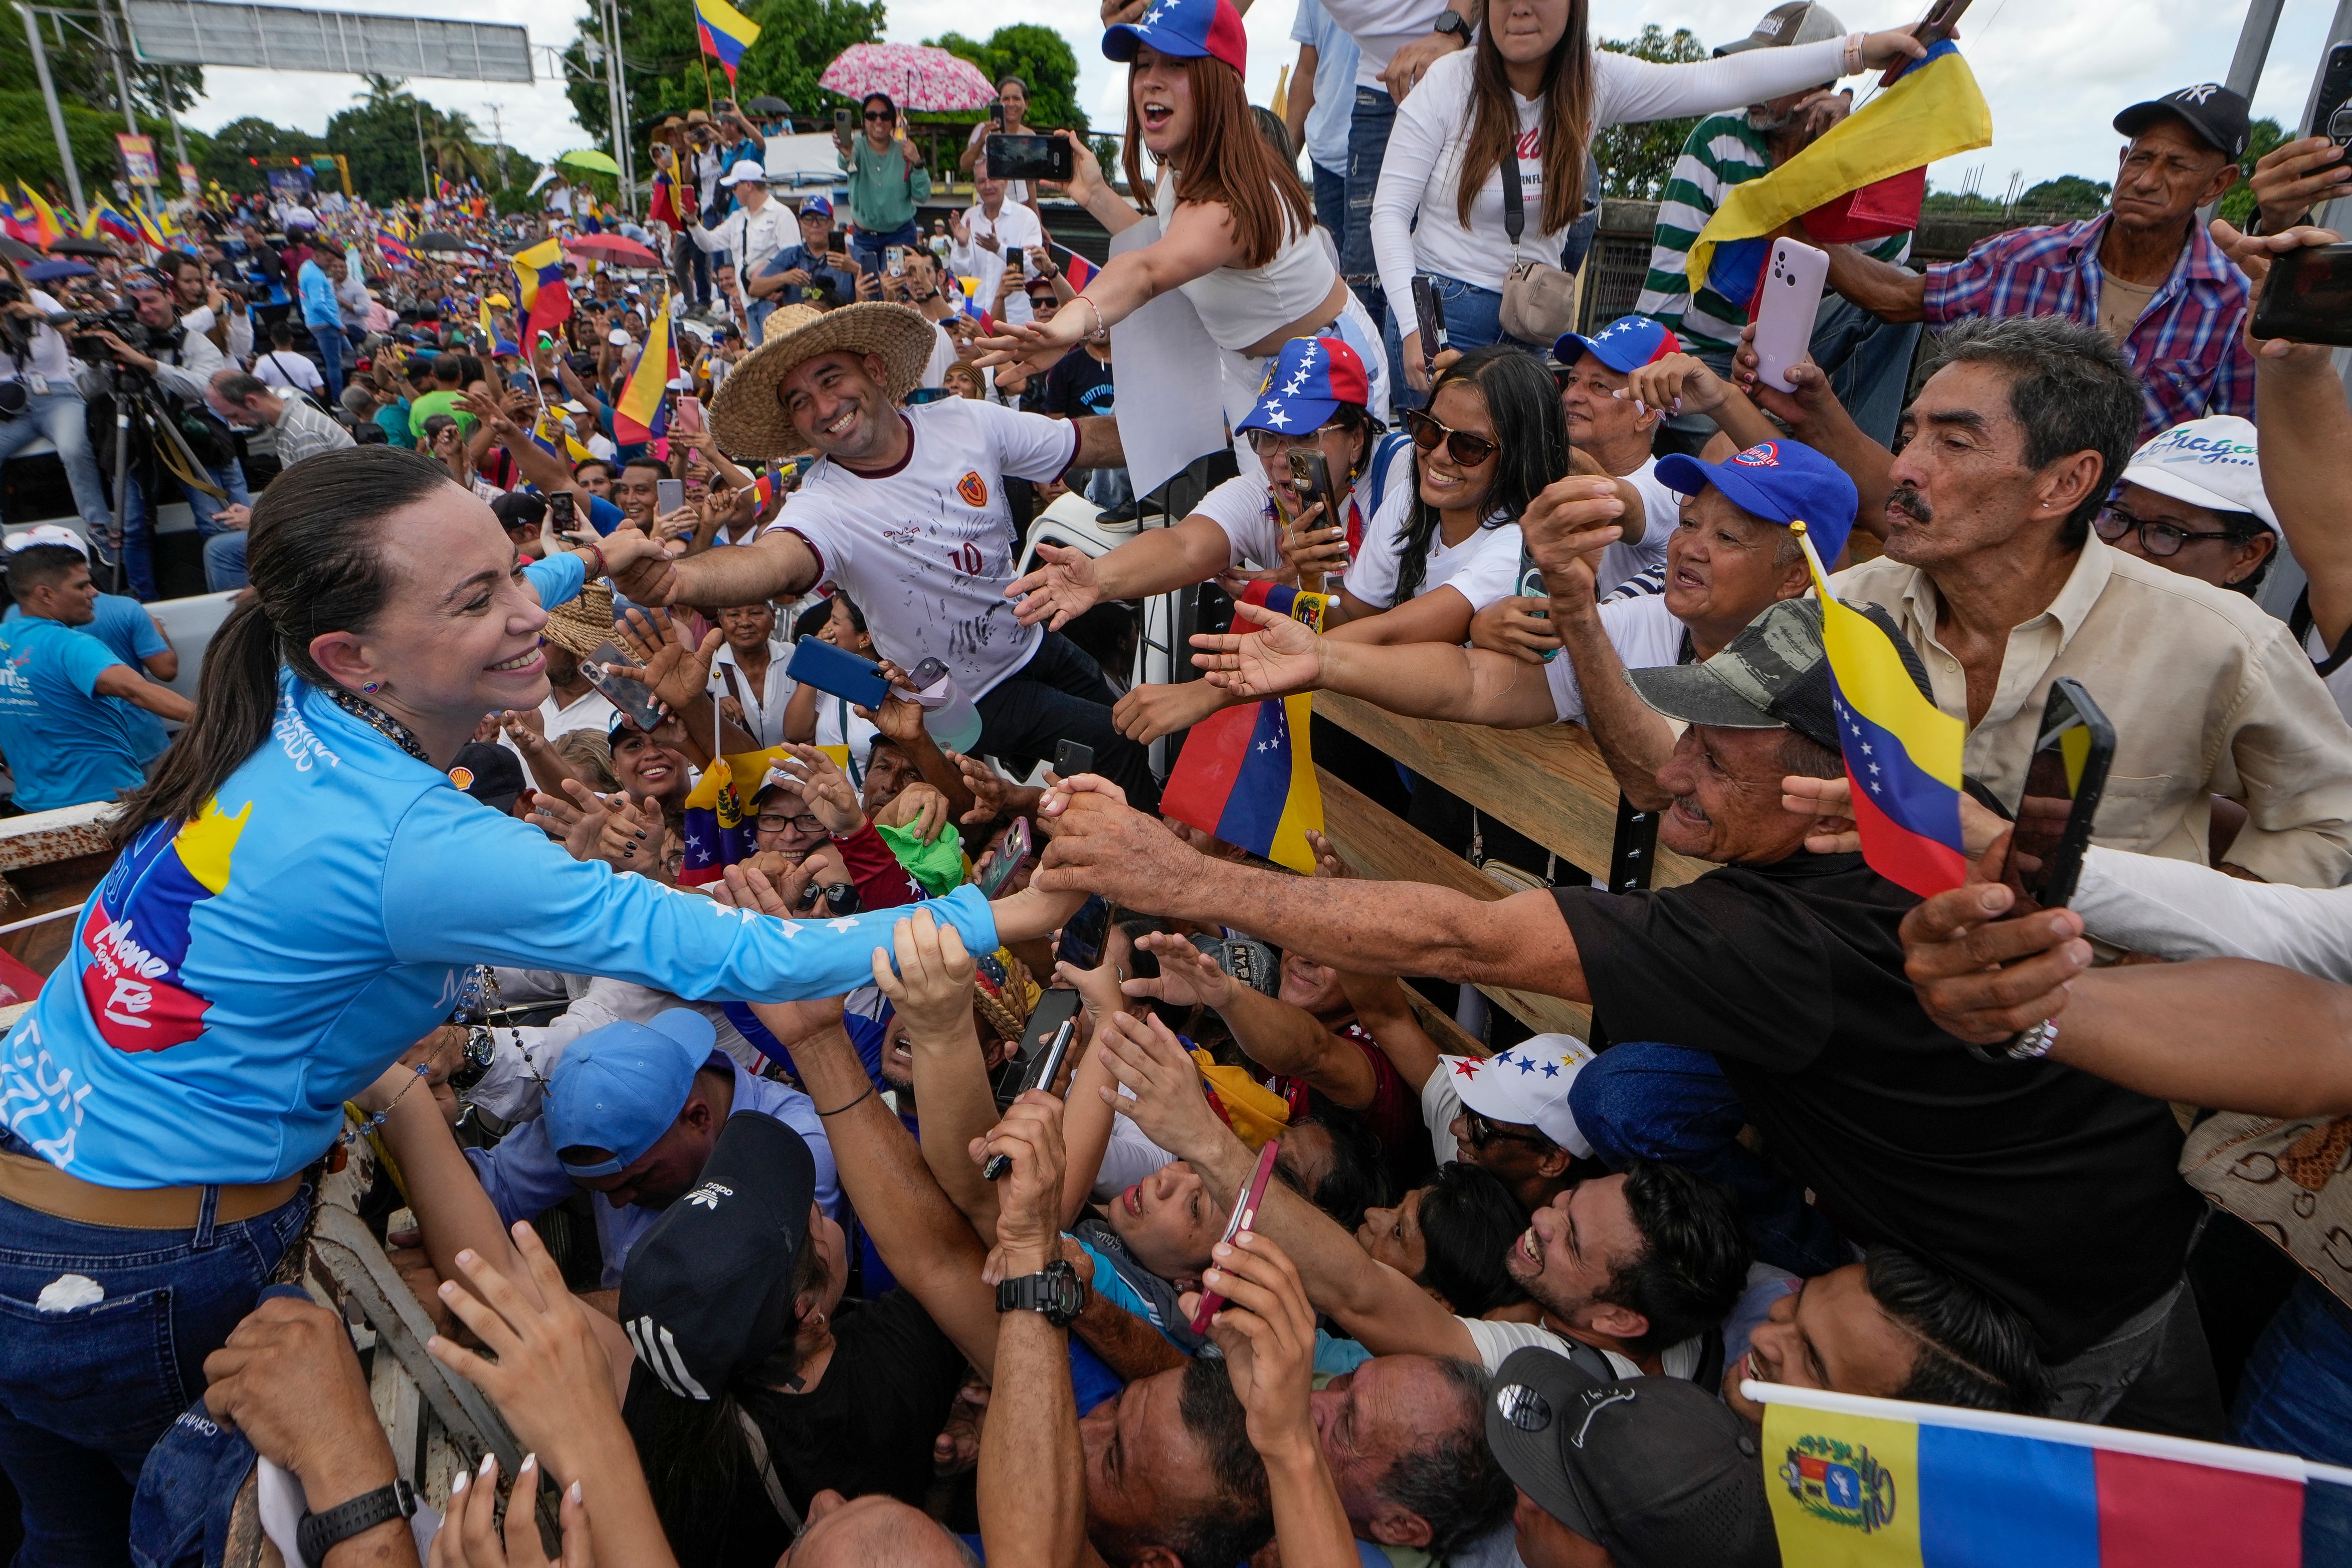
[296,258,339,329]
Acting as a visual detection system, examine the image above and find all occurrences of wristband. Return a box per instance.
[1842,31,1865,75]
[296,1479,416,1568]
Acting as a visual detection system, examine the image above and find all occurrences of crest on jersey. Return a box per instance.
[957,471,989,508]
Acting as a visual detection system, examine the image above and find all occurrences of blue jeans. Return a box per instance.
[1311,160,1347,237]
[308,320,346,402]
[1568,1041,1846,1276]
[972,630,1159,815]
[123,461,250,603]
[1344,89,1395,332]
[0,1129,312,1566]
[203,529,248,592]
[852,221,918,278]
[683,230,713,307]
[0,386,116,536]
[1381,274,1550,413]
[2236,1278,2352,1560]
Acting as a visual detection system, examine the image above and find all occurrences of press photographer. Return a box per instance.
[0,252,118,555]
[79,269,252,601]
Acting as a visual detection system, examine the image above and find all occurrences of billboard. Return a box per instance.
[124,0,532,83]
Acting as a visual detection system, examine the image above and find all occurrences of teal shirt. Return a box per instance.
[0,613,143,812]
[839,136,931,233]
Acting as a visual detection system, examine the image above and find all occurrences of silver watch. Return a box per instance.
[2003,1019,2059,1060]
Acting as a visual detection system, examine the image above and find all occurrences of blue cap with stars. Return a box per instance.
[1552,314,1680,376]
[1439,1034,1596,1157]
[1234,335,1373,441]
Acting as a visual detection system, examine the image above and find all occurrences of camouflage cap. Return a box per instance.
[1626,597,1841,753]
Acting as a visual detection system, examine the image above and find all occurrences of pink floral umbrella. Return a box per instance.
[819,43,997,113]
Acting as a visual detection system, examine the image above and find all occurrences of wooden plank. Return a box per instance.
[1400,983,1488,1061]
[0,802,117,873]
[1318,768,1592,1040]
[1314,690,1709,890]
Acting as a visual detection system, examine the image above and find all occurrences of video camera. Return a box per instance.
[70,306,152,363]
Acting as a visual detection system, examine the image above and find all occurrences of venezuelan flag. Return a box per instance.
[377,230,415,271]
[679,745,841,885]
[89,201,142,251]
[17,184,62,250]
[1688,41,1992,315]
[1797,523,1967,897]
[614,293,678,444]
[1234,579,1330,633]
[1752,1382,2341,1566]
[1160,693,1321,872]
[1060,250,1097,291]
[513,236,572,345]
[693,0,760,83]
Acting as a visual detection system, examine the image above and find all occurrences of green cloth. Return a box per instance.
[839,136,931,234]
[409,388,476,442]
[876,818,964,898]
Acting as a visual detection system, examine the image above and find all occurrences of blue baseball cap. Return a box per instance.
[1234,335,1373,438]
[1104,0,1249,73]
[798,193,834,219]
[1553,315,1681,375]
[1655,439,1858,566]
[547,1010,717,1178]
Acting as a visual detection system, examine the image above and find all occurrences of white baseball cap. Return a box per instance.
[4,524,89,558]
[2119,415,2276,532]
[719,159,769,187]
[1439,1034,1597,1157]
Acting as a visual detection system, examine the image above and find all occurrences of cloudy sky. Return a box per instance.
[174,0,2339,197]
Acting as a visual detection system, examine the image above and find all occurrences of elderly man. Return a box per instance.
[689,160,794,333]
[1833,315,2352,887]
[201,369,356,590]
[1821,83,2254,437]
[1038,595,2219,1435]
[949,160,1046,327]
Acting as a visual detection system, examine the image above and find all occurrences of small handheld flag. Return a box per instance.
[615,290,679,444]
[1059,249,1097,291]
[1795,521,1968,897]
[1233,579,1330,633]
[513,236,573,345]
[1160,682,1322,874]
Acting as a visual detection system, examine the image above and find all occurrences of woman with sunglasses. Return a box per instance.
[835,92,930,278]
[1373,0,1933,399]
[974,0,1389,435]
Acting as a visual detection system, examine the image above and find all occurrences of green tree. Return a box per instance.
[321,78,510,205]
[0,17,201,122]
[197,115,326,194]
[1593,25,1707,201]
[2220,117,2285,227]
[2013,173,2110,219]
[927,25,1088,136]
[564,0,884,150]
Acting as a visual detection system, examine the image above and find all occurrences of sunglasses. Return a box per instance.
[1403,408,1499,468]
[2094,504,2243,558]
[864,110,895,122]
[1461,1109,1551,1150]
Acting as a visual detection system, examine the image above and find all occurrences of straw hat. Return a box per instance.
[541,578,619,658]
[707,302,939,460]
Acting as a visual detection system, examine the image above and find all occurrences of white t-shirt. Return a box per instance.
[1319,0,1448,86]
[1595,458,1680,599]
[1543,593,1690,724]
[1460,1317,1703,1383]
[0,289,71,384]
[1193,467,1413,578]
[253,348,325,397]
[1343,500,1523,615]
[814,694,883,786]
[779,399,1078,700]
[921,322,957,390]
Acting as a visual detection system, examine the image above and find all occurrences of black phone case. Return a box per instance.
[2014,677,2115,910]
[994,989,1085,1108]
[2307,42,2352,146]
[2250,244,2352,348]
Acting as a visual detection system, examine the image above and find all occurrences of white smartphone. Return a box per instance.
[1752,237,1828,394]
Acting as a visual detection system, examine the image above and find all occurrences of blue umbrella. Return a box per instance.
[25,259,93,281]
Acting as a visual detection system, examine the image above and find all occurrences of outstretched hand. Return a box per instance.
[1188,598,1323,698]
[1006,541,1104,631]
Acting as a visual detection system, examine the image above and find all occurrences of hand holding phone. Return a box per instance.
[786,634,893,709]
[1285,449,1336,594]
[1189,1139,1283,1334]
[1410,275,1447,382]
[1752,237,1828,392]
[975,817,1034,898]
[1997,677,2114,915]
[988,986,1085,1123]
[1882,0,1970,84]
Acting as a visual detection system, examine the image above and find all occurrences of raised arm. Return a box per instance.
[611,517,821,610]
[885,913,1011,1237]
[1128,933,1379,1107]
[1007,518,1236,631]
[93,664,196,723]
[1820,240,1927,324]
[1188,598,1559,726]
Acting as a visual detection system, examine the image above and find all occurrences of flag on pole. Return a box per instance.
[513,236,573,345]
[17,184,62,250]
[1160,692,1322,872]
[614,292,679,444]
[1795,522,1968,897]
[693,0,761,84]
[88,201,142,251]
[377,230,415,271]
[1751,1380,2346,1565]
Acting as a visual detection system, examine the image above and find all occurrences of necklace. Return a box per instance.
[326,685,433,766]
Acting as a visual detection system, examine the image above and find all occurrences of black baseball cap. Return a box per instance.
[1485,1347,1779,1568]
[617,1112,816,1402]
[2113,84,2251,162]
[448,741,527,814]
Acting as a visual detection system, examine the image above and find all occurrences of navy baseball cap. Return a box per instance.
[1553,315,1681,375]
[1235,335,1374,438]
[547,1010,716,1177]
[1655,438,1858,565]
[1104,0,1248,74]
[2114,83,2252,162]
[799,193,834,219]
[448,740,526,813]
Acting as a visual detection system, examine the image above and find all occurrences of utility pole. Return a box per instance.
[604,0,636,216]
[21,6,85,214]
[414,99,431,200]
[487,103,510,190]
[98,0,136,136]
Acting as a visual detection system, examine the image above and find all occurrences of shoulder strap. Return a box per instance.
[2290,586,2352,679]
[1363,431,1412,515]
[1499,139,1525,250]
[734,1406,806,1539]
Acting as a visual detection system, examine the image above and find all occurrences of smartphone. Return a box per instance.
[990,101,1007,132]
[975,816,1033,898]
[1883,0,1971,84]
[1285,449,1336,594]
[986,133,1075,184]
[2307,42,2352,146]
[582,639,666,730]
[1056,892,1112,973]
[903,385,952,405]
[2252,243,2352,347]
[827,226,846,257]
[1054,739,1094,777]
[1752,237,1828,393]
[675,395,703,437]
[1997,677,2115,915]
[786,634,893,709]
[656,477,685,514]
[1514,541,1557,664]
[886,246,904,277]
[834,107,852,137]
[989,985,1086,1117]
[548,491,576,534]
[1189,1139,1284,1335]
[1409,275,1447,378]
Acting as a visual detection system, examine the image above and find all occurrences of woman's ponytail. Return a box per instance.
[112,601,281,845]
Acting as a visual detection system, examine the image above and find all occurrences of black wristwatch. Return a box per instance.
[997,1258,1087,1327]
[1433,9,1474,43]
[297,1478,417,1568]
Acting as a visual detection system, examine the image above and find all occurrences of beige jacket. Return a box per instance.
[1832,536,2352,888]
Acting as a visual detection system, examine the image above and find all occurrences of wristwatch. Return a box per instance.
[297,1478,417,1568]
[997,1258,1088,1327]
[1433,9,1474,43]
[1970,1017,2057,1064]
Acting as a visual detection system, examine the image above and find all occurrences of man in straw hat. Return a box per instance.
[616,300,1158,809]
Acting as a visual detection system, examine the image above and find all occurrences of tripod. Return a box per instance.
[89,357,226,599]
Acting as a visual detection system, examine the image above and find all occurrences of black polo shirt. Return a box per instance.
[1554,849,2198,1361]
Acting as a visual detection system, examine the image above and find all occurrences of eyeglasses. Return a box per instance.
[756,812,824,834]
[1244,422,1347,456]
[1403,408,1499,468]
[2094,504,2242,558]
[1461,1109,1551,1150]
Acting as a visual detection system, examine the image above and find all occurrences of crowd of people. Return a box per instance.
[0,0,2348,1562]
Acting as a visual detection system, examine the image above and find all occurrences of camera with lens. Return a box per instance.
[70,306,151,363]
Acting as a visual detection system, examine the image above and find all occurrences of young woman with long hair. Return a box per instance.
[974,0,1390,433]
[1371,0,1933,396]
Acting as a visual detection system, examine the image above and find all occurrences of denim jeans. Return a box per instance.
[852,221,919,278]
[0,385,117,536]
[202,528,248,592]
[0,1129,312,1566]
[1344,89,1395,332]
[1567,1041,1847,1276]
[308,321,347,403]
[2237,1278,2352,1560]
[1311,161,1347,237]
[1380,273,1550,413]
[122,461,251,603]
[973,630,1160,814]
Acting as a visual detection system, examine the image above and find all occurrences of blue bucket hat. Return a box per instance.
[1654,439,1859,566]
[548,1009,717,1177]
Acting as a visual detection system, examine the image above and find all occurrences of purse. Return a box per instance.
[1496,146,1584,346]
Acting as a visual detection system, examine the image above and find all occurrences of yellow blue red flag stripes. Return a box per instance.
[615,292,678,444]
[1234,579,1330,633]
[693,0,760,82]
[1751,1382,2346,1566]
[513,236,572,345]
[1689,41,1991,313]
[1160,693,1322,872]
[1796,523,1967,896]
